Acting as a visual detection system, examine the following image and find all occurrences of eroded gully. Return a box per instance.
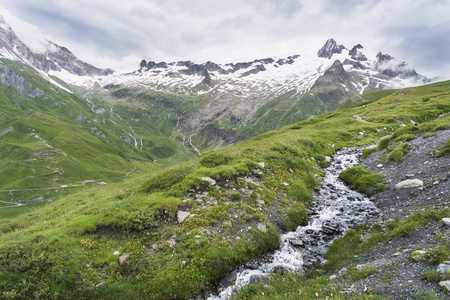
[209,147,379,299]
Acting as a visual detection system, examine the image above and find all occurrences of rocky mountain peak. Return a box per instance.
[0,15,113,77]
[349,44,367,61]
[318,38,346,59]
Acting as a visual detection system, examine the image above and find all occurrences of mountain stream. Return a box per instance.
[209,147,379,299]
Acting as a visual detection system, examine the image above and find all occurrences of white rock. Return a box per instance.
[257,223,267,233]
[325,156,331,163]
[177,211,191,223]
[282,182,289,186]
[410,120,417,125]
[329,275,337,280]
[201,177,216,186]
[113,251,121,256]
[395,179,423,190]
[442,218,450,227]
[439,281,450,292]
[258,162,265,169]
[437,263,450,273]
[377,164,383,168]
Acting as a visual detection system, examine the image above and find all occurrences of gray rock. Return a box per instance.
[119,253,130,267]
[177,211,191,223]
[217,270,237,291]
[437,263,450,273]
[442,218,450,227]
[257,223,267,233]
[439,281,450,292]
[201,177,216,186]
[395,179,423,189]
[338,267,348,275]
[289,239,303,247]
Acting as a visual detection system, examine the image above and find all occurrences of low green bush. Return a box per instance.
[199,151,234,167]
[286,203,308,231]
[339,166,385,195]
[388,142,411,163]
[362,147,377,159]
[436,138,450,157]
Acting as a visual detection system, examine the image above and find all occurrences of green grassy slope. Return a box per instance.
[0,60,155,200]
[0,80,448,299]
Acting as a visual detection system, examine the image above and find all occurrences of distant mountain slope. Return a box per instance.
[0,15,436,182]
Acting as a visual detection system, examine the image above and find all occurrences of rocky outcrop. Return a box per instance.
[317,38,346,59]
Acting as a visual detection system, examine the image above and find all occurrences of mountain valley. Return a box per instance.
[0,15,449,300]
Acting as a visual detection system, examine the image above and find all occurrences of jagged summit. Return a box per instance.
[0,15,112,77]
[317,38,346,59]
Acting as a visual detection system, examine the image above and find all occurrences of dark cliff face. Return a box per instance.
[317,38,346,59]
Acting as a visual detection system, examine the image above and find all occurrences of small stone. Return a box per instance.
[96,282,106,288]
[113,251,121,256]
[393,252,401,256]
[410,120,417,125]
[282,182,289,186]
[177,211,191,223]
[377,164,383,168]
[257,223,267,233]
[182,258,190,267]
[289,239,303,247]
[329,275,337,280]
[338,267,348,275]
[289,168,294,173]
[325,156,331,163]
[395,179,423,190]
[258,162,265,169]
[119,253,130,267]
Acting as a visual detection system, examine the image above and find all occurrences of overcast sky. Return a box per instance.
[0,0,449,79]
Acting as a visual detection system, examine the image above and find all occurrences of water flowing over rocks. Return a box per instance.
[208,147,379,299]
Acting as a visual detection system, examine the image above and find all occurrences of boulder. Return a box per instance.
[177,211,191,223]
[395,179,423,190]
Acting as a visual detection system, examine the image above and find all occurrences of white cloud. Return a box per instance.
[0,0,448,78]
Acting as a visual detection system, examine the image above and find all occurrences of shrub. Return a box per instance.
[388,143,411,163]
[252,225,280,254]
[420,270,441,282]
[286,203,308,231]
[378,137,392,150]
[436,138,450,157]
[362,147,377,159]
[199,151,234,167]
[142,166,193,193]
[339,166,385,195]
